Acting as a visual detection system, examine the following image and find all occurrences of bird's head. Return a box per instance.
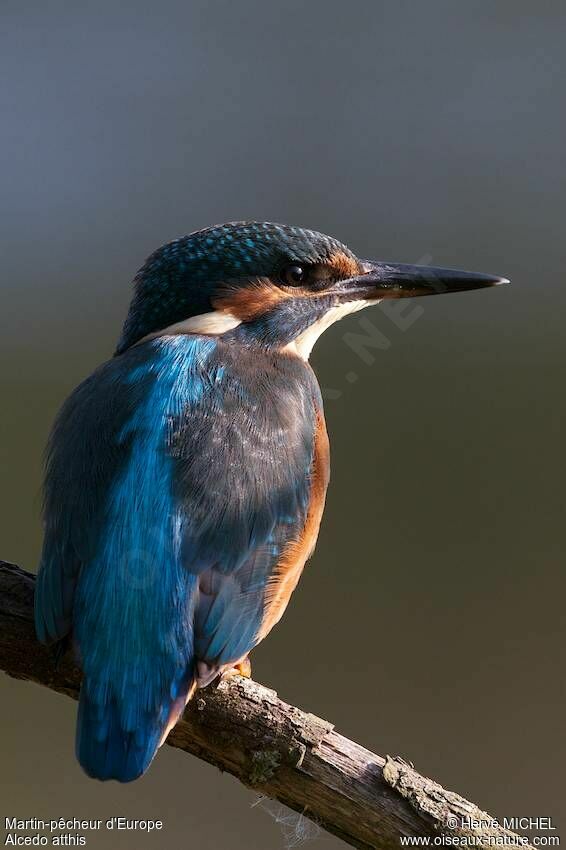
[116,221,507,358]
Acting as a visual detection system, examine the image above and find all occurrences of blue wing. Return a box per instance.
[35,335,321,781]
[169,342,321,683]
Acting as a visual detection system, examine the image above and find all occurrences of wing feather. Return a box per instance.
[34,335,327,778]
[170,343,327,678]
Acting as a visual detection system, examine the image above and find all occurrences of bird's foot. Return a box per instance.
[222,656,252,680]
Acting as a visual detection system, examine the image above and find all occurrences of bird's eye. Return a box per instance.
[281,264,308,286]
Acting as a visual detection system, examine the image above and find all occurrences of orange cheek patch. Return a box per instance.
[327,250,362,280]
[212,279,293,322]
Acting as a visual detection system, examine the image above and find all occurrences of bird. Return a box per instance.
[34,221,507,782]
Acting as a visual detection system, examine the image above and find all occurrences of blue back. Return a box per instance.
[35,334,321,780]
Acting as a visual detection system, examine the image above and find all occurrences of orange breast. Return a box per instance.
[258,408,330,641]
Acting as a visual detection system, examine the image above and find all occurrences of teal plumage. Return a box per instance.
[34,221,504,781]
[36,331,320,780]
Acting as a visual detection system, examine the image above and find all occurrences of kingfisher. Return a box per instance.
[34,221,506,782]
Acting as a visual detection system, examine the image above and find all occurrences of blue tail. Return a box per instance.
[76,669,194,782]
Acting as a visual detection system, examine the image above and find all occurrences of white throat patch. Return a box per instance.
[135,300,374,359]
[285,300,371,360]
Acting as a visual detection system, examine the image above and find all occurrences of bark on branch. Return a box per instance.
[0,560,530,850]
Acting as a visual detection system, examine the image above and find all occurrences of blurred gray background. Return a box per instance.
[1,0,565,847]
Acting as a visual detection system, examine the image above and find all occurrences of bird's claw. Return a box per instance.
[221,656,252,681]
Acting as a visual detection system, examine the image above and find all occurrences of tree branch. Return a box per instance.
[1,560,530,850]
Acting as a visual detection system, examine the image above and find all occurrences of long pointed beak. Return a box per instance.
[337,261,509,300]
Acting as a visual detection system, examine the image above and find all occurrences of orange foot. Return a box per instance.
[222,656,252,680]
